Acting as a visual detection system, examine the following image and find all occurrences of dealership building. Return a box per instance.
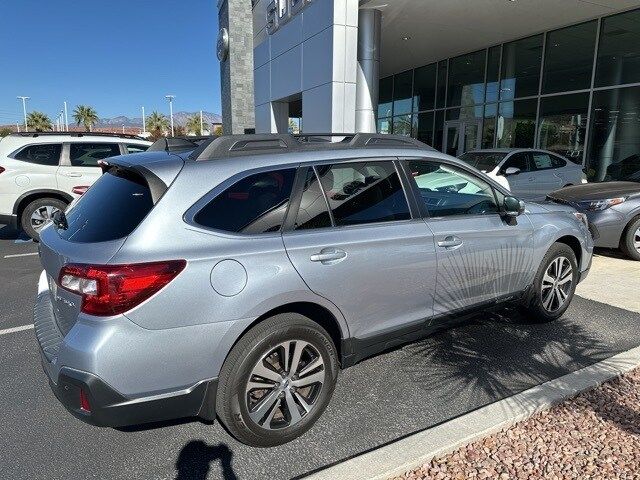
[217,0,640,181]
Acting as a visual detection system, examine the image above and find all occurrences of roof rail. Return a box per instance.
[147,135,216,153]
[9,131,146,140]
[190,133,432,161]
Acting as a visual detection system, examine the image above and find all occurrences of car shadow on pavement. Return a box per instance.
[0,224,30,241]
[175,440,238,480]
[403,306,615,412]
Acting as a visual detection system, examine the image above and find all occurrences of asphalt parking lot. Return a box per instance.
[2,224,640,480]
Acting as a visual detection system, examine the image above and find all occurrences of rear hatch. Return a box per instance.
[38,151,185,336]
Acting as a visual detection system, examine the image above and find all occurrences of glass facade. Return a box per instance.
[377,7,640,182]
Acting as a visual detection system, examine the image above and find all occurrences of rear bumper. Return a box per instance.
[48,366,217,428]
[0,213,17,229]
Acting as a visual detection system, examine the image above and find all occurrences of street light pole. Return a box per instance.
[141,106,146,135]
[165,95,175,137]
[200,110,204,135]
[63,101,69,131]
[17,96,29,132]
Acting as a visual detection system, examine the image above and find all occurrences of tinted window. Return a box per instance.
[531,152,554,170]
[127,144,149,154]
[14,144,61,166]
[392,115,412,136]
[448,50,486,107]
[596,9,640,87]
[543,21,597,94]
[482,103,498,149]
[459,152,507,172]
[497,98,537,148]
[408,160,500,217]
[393,70,413,116]
[485,46,501,103]
[500,35,543,100]
[316,162,410,226]
[413,63,436,112]
[503,152,531,172]
[70,143,121,167]
[294,169,332,230]
[436,60,448,108]
[195,169,296,234]
[57,169,154,243]
[378,76,393,118]
[413,111,434,145]
[538,93,589,159]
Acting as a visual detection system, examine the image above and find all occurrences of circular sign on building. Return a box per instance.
[217,27,229,62]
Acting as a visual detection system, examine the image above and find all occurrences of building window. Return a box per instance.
[486,46,501,103]
[586,86,640,182]
[393,115,412,136]
[595,9,640,87]
[448,50,486,107]
[433,111,445,151]
[500,35,543,100]
[393,70,413,116]
[413,63,437,112]
[377,117,392,134]
[412,112,435,145]
[538,93,589,160]
[378,77,393,119]
[543,21,597,94]
[482,104,498,149]
[436,60,448,108]
[497,98,538,148]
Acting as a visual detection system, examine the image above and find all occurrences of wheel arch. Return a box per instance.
[13,189,73,218]
[555,234,582,267]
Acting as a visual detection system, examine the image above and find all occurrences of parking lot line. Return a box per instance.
[3,252,38,259]
[0,324,34,336]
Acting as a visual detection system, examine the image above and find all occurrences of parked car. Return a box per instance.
[459,149,586,201]
[33,134,593,447]
[0,132,151,240]
[548,182,640,260]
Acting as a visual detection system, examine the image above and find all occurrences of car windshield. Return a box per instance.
[459,152,508,172]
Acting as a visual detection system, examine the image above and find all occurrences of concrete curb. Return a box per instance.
[304,345,640,480]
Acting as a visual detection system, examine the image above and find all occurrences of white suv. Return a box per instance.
[0,132,151,240]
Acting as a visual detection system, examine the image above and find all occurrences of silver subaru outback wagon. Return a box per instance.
[33,134,593,447]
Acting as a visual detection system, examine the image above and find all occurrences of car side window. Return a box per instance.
[314,161,410,227]
[293,168,332,230]
[551,155,567,168]
[126,144,148,154]
[531,152,554,170]
[407,159,500,217]
[13,144,62,166]
[502,152,531,172]
[195,168,296,234]
[69,143,121,167]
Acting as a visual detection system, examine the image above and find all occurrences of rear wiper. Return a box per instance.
[52,210,68,230]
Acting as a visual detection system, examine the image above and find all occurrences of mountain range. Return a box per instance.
[96,111,222,128]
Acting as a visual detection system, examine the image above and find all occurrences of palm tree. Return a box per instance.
[185,114,202,135]
[146,111,169,136]
[26,111,52,132]
[73,105,99,132]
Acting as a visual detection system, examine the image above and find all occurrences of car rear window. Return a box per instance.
[459,152,507,172]
[13,143,62,166]
[56,169,154,243]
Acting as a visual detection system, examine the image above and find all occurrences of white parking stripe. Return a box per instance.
[3,252,38,259]
[0,324,34,336]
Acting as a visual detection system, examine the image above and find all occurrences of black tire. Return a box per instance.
[216,313,339,447]
[20,197,67,241]
[620,217,640,261]
[521,242,578,322]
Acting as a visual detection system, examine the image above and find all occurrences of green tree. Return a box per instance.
[185,114,202,135]
[146,111,169,137]
[26,111,52,132]
[73,105,99,132]
[212,124,223,136]
[0,127,12,137]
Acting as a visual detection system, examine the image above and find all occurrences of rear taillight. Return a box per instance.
[72,185,89,195]
[58,260,186,316]
[79,389,91,412]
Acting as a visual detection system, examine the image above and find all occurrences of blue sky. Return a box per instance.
[0,0,221,124]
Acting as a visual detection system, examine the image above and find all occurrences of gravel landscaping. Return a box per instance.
[393,367,640,479]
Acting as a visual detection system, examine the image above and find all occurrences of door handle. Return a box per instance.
[437,236,463,249]
[62,172,82,177]
[310,248,347,264]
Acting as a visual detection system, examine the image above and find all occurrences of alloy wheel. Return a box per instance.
[245,340,325,430]
[541,256,573,313]
[30,205,59,232]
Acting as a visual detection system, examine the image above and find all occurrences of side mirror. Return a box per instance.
[503,196,525,217]
[503,167,521,176]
